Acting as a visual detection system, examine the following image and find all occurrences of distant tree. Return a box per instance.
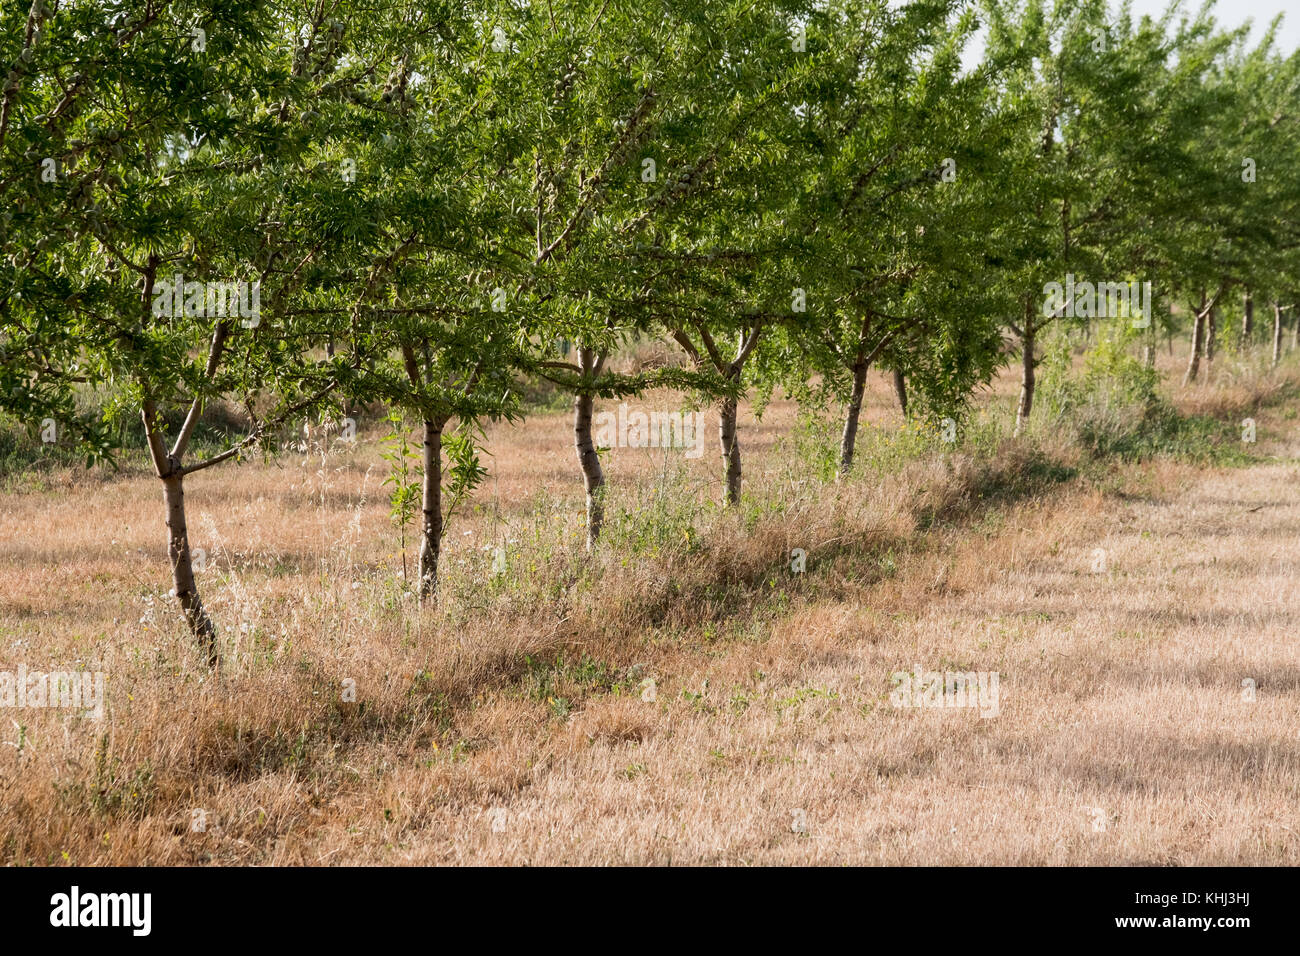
[515,0,820,511]
[758,0,1010,472]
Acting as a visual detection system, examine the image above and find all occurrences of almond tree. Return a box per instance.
[324,7,537,604]
[504,0,819,517]
[504,0,741,541]
[624,6,825,507]
[1220,19,1300,369]
[0,1,460,661]
[760,0,1009,472]
[980,1,1233,422]
[980,0,1111,433]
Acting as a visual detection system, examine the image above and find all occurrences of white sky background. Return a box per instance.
[956,0,1300,71]
[1123,0,1300,52]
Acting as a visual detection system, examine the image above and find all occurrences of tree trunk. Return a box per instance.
[1184,292,1206,386]
[416,417,445,605]
[1242,290,1254,346]
[1292,304,1299,352]
[1014,323,1035,438]
[1273,302,1283,366]
[572,346,606,550]
[161,473,218,667]
[719,394,741,506]
[1142,309,1157,367]
[892,366,908,418]
[675,325,759,508]
[1206,303,1217,368]
[573,387,605,550]
[838,358,869,475]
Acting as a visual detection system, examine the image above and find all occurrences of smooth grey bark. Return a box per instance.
[161,470,219,667]
[140,310,225,668]
[417,417,446,604]
[1014,319,1036,438]
[1184,291,1207,386]
[838,357,869,474]
[1206,303,1217,367]
[719,393,741,506]
[1273,302,1283,366]
[573,346,606,550]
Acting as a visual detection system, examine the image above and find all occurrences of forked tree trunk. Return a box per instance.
[1014,322,1036,438]
[1273,302,1283,366]
[893,367,908,418]
[143,388,219,668]
[673,324,761,508]
[719,394,741,506]
[1184,292,1206,386]
[838,357,869,474]
[416,417,445,604]
[161,472,218,667]
[573,346,606,549]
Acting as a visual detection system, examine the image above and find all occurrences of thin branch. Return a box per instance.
[180,378,342,478]
[170,318,230,460]
[733,320,765,370]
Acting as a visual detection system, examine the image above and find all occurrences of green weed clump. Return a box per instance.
[1040,325,1245,465]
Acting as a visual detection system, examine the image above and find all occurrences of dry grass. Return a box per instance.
[1,345,1298,865]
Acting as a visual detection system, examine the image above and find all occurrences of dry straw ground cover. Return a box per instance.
[1,350,1297,865]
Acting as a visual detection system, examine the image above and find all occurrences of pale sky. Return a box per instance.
[957,0,1300,70]
[1120,0,1300,52]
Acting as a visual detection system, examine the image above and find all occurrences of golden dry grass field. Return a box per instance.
[1,344,1298,865]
